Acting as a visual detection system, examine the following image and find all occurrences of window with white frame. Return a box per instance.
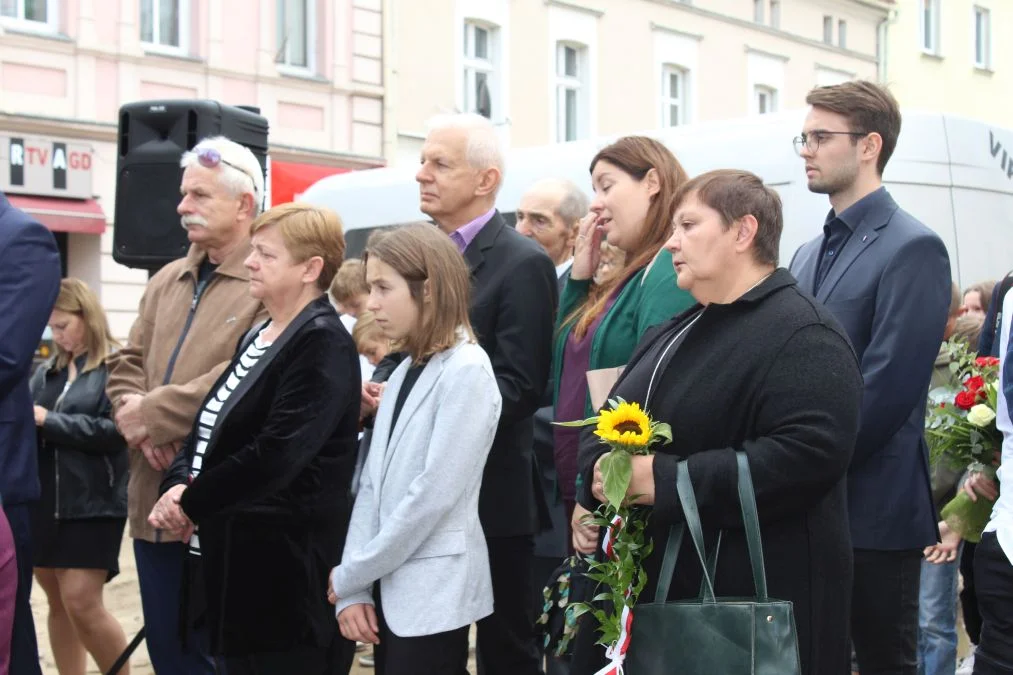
[463,21,498,119]
[973,6,991,69]
[660,64,688,128]
[838,19,847,48]
[769,0,781,29]
[754,86,778,115]
[921,0,940,54]
[753,0,763,24]
[140,0,187,52]
[822,16,833,44]
[0,0,58,31]
[556,42,587,143]
[276,0,314,71]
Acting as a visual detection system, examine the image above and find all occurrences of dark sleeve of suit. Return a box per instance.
[0,219,60,398]
[851,234,951,466]
[490,246,558,426]
[180,327,356,522]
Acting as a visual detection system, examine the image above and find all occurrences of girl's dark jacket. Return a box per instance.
[30,355,128,520]
[161,295,360,658]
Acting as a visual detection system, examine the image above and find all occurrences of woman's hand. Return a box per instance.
[148,484,193,539]
[923,520,962,564]
[963,470,999,502]
[337,603,380,645]
[571,502,599,554]
[360,381,385,421]
[326,571,338,605]
[569,212,604,281]
[33,405,48,427]
[591,455,656,506]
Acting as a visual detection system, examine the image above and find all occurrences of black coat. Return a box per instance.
[30,356,127,520]
[162,295,360,657]
[464,212,559,537]
[575,269,862,675]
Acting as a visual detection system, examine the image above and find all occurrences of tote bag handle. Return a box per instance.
[652,453,769,604]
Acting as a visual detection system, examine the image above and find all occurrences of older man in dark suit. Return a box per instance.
[516,178,588,674]
[789,81,952,675]
[416,114,558,675]
[0,192,62,675]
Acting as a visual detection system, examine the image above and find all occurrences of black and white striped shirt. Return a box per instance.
[188,328,271,556]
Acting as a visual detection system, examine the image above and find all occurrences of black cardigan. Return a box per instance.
[161,295,361,657]
[575,269,862,675]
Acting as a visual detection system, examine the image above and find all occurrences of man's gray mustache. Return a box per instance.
[181,216,208,230]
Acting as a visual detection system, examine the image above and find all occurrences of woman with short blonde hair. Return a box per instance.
[31,278,130,675]
[151,202,362,673]
[329,224,501,675]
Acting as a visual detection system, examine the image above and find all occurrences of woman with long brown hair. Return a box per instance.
[554,136,695,552]
[30,278,130,675]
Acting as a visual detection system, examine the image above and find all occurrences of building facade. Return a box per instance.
[883,0,1012,127]
[0,0,386,337]
[391,0,892,164]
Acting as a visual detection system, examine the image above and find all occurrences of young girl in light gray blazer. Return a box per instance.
[328,225,502,675]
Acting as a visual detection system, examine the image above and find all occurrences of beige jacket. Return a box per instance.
[106,242,267,542]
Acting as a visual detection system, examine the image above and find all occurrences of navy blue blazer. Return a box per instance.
[789,187,951,550]
[0,193,62,506]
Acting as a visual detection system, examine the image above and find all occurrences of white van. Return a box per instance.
[300,111,1013,287]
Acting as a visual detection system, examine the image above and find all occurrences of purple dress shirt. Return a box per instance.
[449,208,496,253]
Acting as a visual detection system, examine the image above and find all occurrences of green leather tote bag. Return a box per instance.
[624,453,802,674]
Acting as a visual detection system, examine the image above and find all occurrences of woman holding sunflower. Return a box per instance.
[571,170,863,675]
[555,136,695,555]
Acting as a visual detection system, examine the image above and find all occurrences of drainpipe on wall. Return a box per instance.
[877,7,899,84]
[381,0,398,165]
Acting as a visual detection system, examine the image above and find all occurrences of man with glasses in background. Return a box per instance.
[789,81,952,675]
[106,136,267,674]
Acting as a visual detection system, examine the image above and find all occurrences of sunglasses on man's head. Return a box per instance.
[195,146,258,188]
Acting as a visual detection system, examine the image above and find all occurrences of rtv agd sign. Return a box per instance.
[0,134,94,199]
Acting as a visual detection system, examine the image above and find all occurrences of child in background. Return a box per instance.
[331,259,374,381]
[352,312,390,367]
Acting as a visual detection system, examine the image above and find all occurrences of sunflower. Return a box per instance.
[594,401,652,447]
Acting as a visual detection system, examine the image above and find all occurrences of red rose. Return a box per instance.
[966,376,985,392]
[976,357,1000,367]
[955,391,977,410]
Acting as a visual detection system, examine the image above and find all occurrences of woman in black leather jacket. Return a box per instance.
[30,278,130,675]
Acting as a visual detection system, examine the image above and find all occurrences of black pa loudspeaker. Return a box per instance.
[113,100,270,270]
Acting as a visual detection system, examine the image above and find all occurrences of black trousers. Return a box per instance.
[851,548,922,675]
[972,532,1013,674]
[477,534,542,675]
[962,540,983,644]
[373,584,470,675]
[215,635,354,675]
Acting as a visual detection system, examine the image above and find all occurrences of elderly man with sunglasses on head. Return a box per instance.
[106,136,268,675]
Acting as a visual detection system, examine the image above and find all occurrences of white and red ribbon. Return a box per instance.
[593,514,634,675]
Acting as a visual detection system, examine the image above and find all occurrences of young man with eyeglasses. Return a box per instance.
[788,81,952,675]
[106,136,268,675]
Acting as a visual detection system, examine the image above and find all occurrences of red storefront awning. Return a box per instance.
[270,160,352,206]
[7,194,107,234]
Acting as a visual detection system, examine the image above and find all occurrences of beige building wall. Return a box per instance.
[392,0,889,162]
[884,0,1013,125]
